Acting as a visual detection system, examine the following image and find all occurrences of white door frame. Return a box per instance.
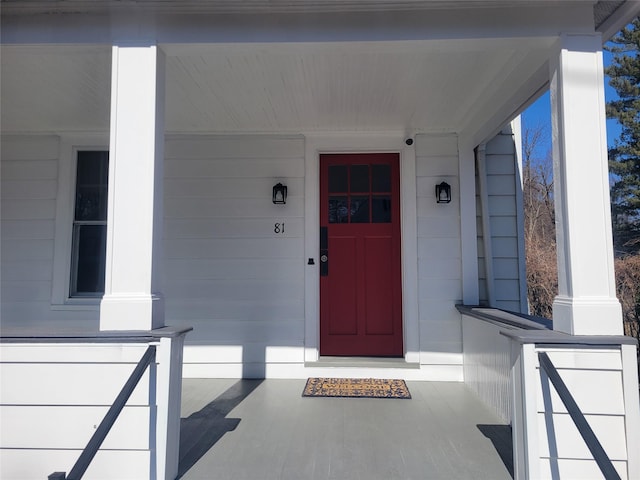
[303,132,419,363]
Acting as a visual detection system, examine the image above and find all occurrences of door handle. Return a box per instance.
[320,227,328,276]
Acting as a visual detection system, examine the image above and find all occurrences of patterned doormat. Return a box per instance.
[302,378,411,399]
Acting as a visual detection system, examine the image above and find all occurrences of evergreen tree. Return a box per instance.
[606,18,640,254]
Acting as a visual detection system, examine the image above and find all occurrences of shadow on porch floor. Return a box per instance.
[178,379,513,480]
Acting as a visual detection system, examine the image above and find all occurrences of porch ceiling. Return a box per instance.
[1,37,554,136]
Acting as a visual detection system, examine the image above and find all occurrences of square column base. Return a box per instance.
[552,295,623,335]
[100,294,165,331]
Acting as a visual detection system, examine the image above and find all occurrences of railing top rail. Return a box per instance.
[0,325,193,344]
[457,305,637,347]
[500,329,637,347]
[456,305,551,330]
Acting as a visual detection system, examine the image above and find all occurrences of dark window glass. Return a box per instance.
[72,225,107,293]
[372,164,391,192]
[350,196,369,223]
[328,165,348,193]
[350,165,369,192]
[75,152,109,221]
[329,196,349,223]
[372,196,392,223]
[71,151,109,297]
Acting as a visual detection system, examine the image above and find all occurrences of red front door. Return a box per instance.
[320,153,403,356]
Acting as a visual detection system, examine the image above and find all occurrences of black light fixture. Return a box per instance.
[435,181,451,204]
[272,182,287,204]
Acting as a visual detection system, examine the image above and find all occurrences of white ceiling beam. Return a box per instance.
[2,4,595,45]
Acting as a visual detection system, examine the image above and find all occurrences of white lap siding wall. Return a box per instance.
[415,134,464,377]
[476,128,526,312]
[163,135,305,378]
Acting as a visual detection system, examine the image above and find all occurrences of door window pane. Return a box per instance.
[372,196,392,223]
[329,196,349,223]
[325,158,394,225]
[350,165,369,192]
[329,165,348,193]
[350,196,370,223]
[372,164,391,192]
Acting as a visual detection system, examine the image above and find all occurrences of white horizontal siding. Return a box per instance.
[487,195,517,215]
[476,129,524,310]
[0,362,151,405]
[166,299,303,321]
[1,449,151,480]
[1,405,151,449]
[536,350,625,415]
[0,342,156,479]
[2,179,57,199]
[1,259,52,281]
[164,136,303,159]
[170,319,303,343]
[511,343,638,480]
[484,154,516,175]
[165,197,304,218]
[494,279,521,301]
[165,278,304,301]
[165,258,302,279]
[1,219,55,239]
[183,344,304,364]
[536,413,627,459]
[1,200,57,220]
[164,135,305,373]
[0,136,61,327]
[0,343,155,363]
[165,217,303,239]
[0,159,58,179]
[538,458,628,480]
[165,237,303,259]
[165,177,304,199]
[415,134,462,366]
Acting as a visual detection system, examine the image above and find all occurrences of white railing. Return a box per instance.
[0,327,191,480]
[459,306,640,480]
[537,351,620,480]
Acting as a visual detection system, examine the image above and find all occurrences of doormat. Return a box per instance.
[302,378,411,399]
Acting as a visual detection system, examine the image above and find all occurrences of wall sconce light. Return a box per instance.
[435,181,451,204]
[272,183,287,204]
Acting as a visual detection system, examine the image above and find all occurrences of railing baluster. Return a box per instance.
[50,345,156,480]
[538,351,621,480]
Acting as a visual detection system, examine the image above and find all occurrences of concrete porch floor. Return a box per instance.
[178,379,513,480]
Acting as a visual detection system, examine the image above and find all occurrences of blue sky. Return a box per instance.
[520,48,622,161]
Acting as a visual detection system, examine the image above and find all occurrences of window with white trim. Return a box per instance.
[69,151,109,297]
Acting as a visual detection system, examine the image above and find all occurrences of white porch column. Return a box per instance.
[100,45,166,331]
[549,34,622,335]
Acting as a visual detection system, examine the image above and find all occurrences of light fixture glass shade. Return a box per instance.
[435,181,451,204]
[272,183,287,204]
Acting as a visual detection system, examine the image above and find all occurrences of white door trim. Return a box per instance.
[303,133,419,364]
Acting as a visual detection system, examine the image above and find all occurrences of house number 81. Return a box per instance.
[274,222,285,234]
